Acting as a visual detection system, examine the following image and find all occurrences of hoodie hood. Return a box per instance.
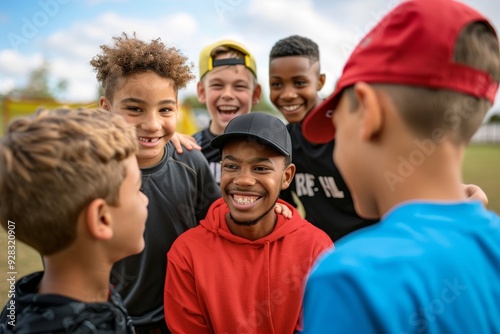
[0,272,134,334]
[200,198,306,245]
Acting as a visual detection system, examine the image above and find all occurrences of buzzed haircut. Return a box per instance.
[270,35,320,63]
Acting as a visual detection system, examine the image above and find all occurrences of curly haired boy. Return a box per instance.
[91,33,221,333]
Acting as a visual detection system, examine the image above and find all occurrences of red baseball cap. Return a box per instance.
[302,0,499,144]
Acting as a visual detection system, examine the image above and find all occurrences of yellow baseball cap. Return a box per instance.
[199,39,257,79]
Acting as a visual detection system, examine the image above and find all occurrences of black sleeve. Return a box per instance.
[191,150,222,221]
[280,183,298,209]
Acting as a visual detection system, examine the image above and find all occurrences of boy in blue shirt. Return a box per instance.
[301,0,500,332]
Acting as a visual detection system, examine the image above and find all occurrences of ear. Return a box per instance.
[317,73,326,91]
[252,83,262,105]
[99,96,111,111]
[84,198,113,241]
[353,82,383,142]
[281,163,296,190]
[197,81,207,103]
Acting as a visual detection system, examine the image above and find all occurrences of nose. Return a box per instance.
[140,112,162,132]
[233,168,256,187]
[281,85,297,100]
[221,85,235,101]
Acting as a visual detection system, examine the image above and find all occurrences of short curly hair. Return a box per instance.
[91,32,195,101]
[269,35,320,63]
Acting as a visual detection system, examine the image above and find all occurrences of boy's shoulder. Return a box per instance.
[0,272,134,334]
[167,141,211,170]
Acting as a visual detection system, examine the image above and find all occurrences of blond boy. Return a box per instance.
[0,108,147,333]
[193,40,261,183]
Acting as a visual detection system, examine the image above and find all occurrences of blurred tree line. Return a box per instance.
[3,61,68,100]
[3,61,495,122]
[2,61,278,113]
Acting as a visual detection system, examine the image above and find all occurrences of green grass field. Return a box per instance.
[462,144,500,214]
[0,144,499,307]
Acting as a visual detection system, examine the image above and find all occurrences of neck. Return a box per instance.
[226,209,278,241]
[209,121,224,136]
[375,141,467,217]
[39,252,112,303]
[138,146,165,169]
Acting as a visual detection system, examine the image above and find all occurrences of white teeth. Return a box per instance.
[139,137,160,143]
[218,106,238,112]
[282,105,300,112]
[234,195,258,204]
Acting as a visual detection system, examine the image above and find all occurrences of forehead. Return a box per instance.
[269,56,318,77]
[204,64,254,82]
[114,72,177,96]
[222,139,283,160]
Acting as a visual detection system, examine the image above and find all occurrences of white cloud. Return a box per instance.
[42,11,198,63]
[31,11,201,101]
[243,0,359,97]
[0,50,44,76]
[0,78,16,95]
[1,0,499,105]
[0,50,45,94]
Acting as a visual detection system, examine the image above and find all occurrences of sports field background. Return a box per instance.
[0,144,499,307]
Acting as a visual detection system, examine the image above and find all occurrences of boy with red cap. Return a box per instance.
[301,0,500,332]
[269,35,487,241]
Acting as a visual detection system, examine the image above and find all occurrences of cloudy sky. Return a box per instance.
[1,0,500,110]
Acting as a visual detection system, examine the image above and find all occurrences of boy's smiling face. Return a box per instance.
[198,64,261,136]
[220,139,294,227]
[269,56,325,124]
[100,71,178,168]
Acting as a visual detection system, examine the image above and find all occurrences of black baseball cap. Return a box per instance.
[210,113,292,160]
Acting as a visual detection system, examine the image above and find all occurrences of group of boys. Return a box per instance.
[1,0,500,333]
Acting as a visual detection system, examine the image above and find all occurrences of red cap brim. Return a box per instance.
[302,90,340,144]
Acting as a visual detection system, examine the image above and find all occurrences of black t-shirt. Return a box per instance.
[281,123,378,241]
[110,142,221,328]
[194,127,222,184]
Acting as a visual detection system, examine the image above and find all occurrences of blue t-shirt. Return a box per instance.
[302,201,500,333]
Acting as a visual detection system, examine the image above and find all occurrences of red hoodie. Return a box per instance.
[164,198,333,334]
